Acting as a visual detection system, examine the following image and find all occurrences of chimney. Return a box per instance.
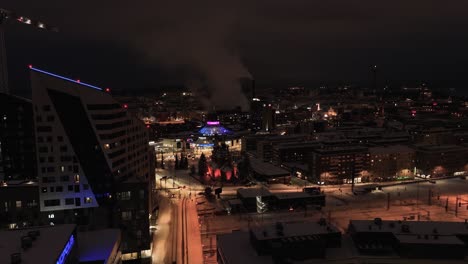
[10,253,21,264]
[252,79,256,99]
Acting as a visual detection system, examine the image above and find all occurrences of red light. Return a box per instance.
[105,88,111,92]
[76,79,81,83]
[28,64,33,69]
[123,104,128,109]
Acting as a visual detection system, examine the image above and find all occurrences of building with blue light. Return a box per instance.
[0,224,78,264]
[30,67,155,261]
[199,121,233,136]
[0,224,122,264]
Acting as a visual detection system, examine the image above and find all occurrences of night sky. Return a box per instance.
[3,1,468,98]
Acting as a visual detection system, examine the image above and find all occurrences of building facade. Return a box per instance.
[0,180,40,229]
[0,93,36,181]
[369,145,415,182]
[415,145,468,177]
[309,146,370,184]
[30,67,153,260]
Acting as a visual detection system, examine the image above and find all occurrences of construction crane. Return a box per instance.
[0,8,57,94]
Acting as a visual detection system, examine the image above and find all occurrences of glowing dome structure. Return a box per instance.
[199,121,232,136]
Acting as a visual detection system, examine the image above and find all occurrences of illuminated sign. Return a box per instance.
[198,143,214,147]
[206,121,220,125]
[56,234,75,264]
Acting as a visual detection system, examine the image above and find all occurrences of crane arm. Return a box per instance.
[0,8,58,31]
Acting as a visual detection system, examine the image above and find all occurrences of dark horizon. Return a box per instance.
[3,1,468,99]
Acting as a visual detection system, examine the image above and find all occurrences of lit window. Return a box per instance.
[74,174,80,183]
[118,191,131,200]
[122,211,132,220]
[60,166,65,172]
[15,201,22,208]
[104,144,110,149]
[85,197,92,204]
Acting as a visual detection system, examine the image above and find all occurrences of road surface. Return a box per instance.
[152,168,204,264]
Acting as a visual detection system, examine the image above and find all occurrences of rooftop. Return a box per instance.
[274,192,317,200]
[249,156,291,177]
[198,121,232,136]
[314,145,368,154]
[217,231,272,264]
[251,221,340,241]
[0,224,76,264]
[369,145,415,154]
[274,142,320,150]
[237,187,272,198]
[78,229,120,263]
[395,234,465,245]
[417,144,468,152]
[0,180,38,188]
[349,220,468,236]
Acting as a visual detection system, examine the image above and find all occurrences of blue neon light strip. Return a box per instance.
[31,67,103,91]
[56,234,75,264]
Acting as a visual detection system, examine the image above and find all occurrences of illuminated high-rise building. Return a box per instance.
[31,66,154,260]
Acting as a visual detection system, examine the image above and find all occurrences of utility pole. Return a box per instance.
[456,196,460,217]
[351,155,356,192]
[428,189,432,206]
[445,197,449,212]
[387,192,390,210]
[416,181,420,210]
[372,65,378,95]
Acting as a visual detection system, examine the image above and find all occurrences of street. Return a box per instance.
[151,157,468,264]
[152,165,204,264]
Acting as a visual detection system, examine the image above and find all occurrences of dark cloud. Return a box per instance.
[3,1,468,100]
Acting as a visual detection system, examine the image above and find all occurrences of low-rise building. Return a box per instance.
[249,156,291,184]
[217,221,341,264]
[348,219,468,260]
[217,219,468,264]
[0,180,40,228]
[0,224,78,264]
[415,145,468,177]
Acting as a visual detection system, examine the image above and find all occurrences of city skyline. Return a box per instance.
[2,2,468,264]
[3,1,468,98]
